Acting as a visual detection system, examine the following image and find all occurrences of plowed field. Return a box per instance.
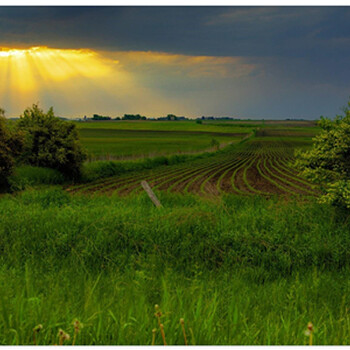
[68,130,317,197]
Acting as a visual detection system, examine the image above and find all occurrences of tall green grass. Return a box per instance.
[2,266,350,345]
[0,189,349,344]
[8,166,66,191]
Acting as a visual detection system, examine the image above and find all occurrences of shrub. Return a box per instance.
[295,99,350,208]
[17,104,87,179]
[0,108,23,190]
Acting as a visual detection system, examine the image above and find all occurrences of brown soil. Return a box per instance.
[259,159,307,195]
[245,158,284,195]
[270,159,316,194]
[233,160,257,195]
[157,161,223,192]
[186,159,238,194]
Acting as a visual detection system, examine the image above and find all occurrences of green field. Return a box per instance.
[75,120,321,160]
[79,128,245,160]
[75,120,256,159]
[3,119,350,345]
[75,120,258,132]
[69,122,320,197]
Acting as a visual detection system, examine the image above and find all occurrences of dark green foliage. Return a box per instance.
[296,100,350,208]
[123,114,147,120]
[17,104,86,179]
[0,108,23,190]
[92,114,111,120]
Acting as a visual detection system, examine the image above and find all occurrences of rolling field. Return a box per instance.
[75,120,258,132]
[79,128,246,160]
[75,120,320,160]
[76,120,255,159]
[3,119,350,345]
[68,126,319,197]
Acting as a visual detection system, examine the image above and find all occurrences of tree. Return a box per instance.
[122,114,146,120]
[17,104,86,179]
[0,108,23,189]
[295,100,350,208]
[92,114,111,120]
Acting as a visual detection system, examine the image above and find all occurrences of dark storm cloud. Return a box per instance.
[0,6,349,118]
[0,6,349,57]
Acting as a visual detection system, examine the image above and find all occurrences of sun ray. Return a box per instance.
[0,46,198,117]
[0,46,117,114]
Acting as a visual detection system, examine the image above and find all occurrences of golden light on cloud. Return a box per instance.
[0,46,111,92]
[0,46,258,117]
[0,46,120,115]
[106,50,257,78]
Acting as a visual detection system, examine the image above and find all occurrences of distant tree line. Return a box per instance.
[86,113,186,121]
[83,114,249,122]
[92,114,111,121]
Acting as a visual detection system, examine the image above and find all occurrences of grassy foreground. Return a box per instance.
[0,188,350,344]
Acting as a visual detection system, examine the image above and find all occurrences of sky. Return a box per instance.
[0,6,349,119]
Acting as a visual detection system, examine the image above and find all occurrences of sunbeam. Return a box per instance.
[0,46,114,114]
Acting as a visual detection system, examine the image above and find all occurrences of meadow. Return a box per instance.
[1,190,350,345]
[2,119,349,345]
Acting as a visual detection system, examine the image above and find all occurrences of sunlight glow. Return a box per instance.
[0,46,112,93]
[0,46,255,118]
[0,46,116,115]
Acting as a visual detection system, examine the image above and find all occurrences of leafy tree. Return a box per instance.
[0,108,23,189]
[122,114,146,120]
[295,100,350,208]
[92,114,111,120]
[17,104,86,179]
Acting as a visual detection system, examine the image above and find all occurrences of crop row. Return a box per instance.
[67,139,317,197]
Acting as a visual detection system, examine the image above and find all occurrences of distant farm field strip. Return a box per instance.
[78,126,249,159]
[68,134,318,197]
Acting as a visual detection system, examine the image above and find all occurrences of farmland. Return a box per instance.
[75,120,255,159]
[2,119,350,345]
[68,122,320,197]
[1,4,349,346]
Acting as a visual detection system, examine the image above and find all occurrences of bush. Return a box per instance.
[296,100,350,208]
[17,104,86,179]
[0,108,23,190]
